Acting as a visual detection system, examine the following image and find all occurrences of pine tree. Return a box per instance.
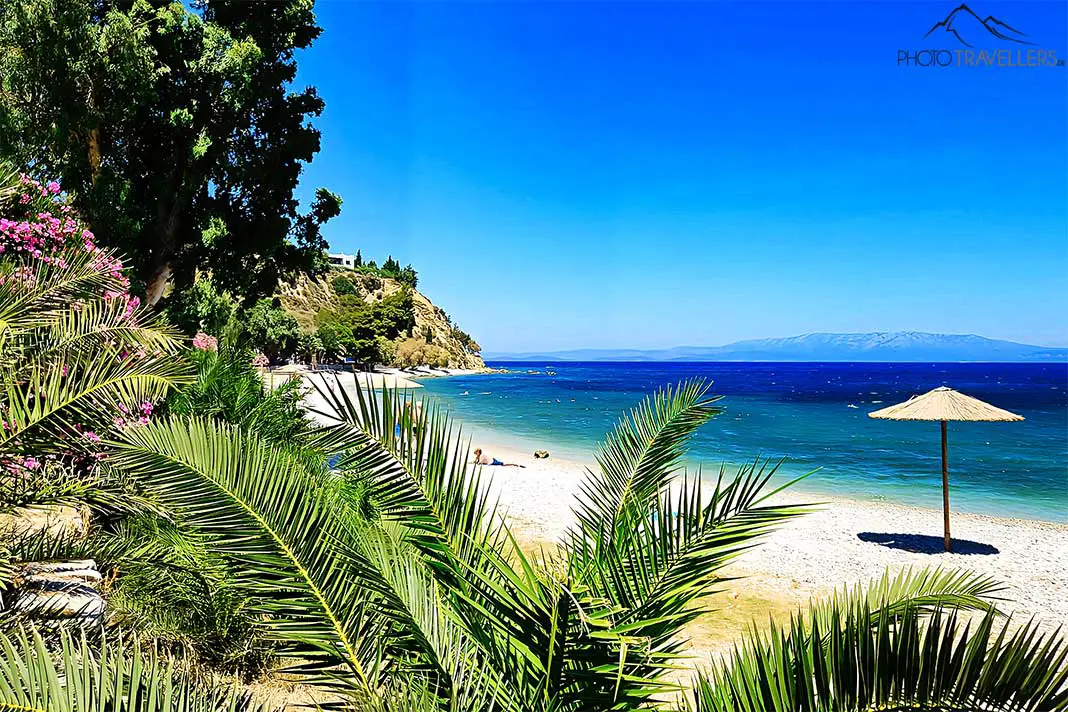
[354,250,363,267]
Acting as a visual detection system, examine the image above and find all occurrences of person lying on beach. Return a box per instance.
[473,448,525,467]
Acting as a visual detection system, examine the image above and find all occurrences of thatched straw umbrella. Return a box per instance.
[869,386,1023,552]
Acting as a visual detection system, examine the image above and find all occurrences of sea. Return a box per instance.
[417,362,1068,523]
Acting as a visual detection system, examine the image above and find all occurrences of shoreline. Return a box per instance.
[270,364,497,392]
[466,435,1068,651]
[438,411,1066,525]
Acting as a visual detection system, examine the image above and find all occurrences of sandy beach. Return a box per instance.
[272,365,491,394]
[470,438,1068,655]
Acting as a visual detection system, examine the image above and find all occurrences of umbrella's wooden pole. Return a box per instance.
[941,420,951,552]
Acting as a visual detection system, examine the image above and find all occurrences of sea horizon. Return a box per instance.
[418,360,1068,524]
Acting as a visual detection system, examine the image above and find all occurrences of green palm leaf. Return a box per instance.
[109,416,379,694]
[449,382,811,710]
[0,248,119,341]
[569,379,724,551]
[691,598,1068,712]
[0,348,191,456]
[17,297,181,375]
[0,626,268,711]
[305,378,509,587]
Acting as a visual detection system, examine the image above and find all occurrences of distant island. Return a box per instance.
[485,332,1068,363]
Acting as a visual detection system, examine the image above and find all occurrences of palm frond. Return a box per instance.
[568,379,723,558]
[0,247,120,341]
[811,566,1006,630]
[341,518,506,707]
[0,626,270,711]
[0,348,192,456]
[109,416,379,695]
[690,598,1068,712]
[17,297,183,375]
[305,377,509,587]
[598,463,811,650]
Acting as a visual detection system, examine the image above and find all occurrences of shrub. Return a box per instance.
[331,274,357,296]
[166,342,310,445]
[393,337,450,368]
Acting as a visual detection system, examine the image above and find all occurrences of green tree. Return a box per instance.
[354,249,363,267]
[0,0,341,304]
[165,275,240,336]
[398,264,418,289]
[245,298,301,362]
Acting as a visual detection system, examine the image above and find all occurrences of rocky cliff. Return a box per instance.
[276,270,486,369]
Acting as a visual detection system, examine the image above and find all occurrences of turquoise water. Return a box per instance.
[418,362,1068,522]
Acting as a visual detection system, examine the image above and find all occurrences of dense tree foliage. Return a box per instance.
[314,289,415,366]
[332,274,358,296]
[0,0,341,304]
[245,298,302,362]
[342,254,419,288]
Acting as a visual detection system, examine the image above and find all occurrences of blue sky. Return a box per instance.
[294,1,1068,353]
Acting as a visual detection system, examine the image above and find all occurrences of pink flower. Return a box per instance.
[192,332,218,352]
[22,456,39,470]
[140,401,153,416]
[83,431,101,443]
[46,181,61,195]
[252,353,270,368]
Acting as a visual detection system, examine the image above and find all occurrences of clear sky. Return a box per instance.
[293,1,1068,353]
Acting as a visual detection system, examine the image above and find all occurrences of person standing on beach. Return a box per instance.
[473,448,524,467]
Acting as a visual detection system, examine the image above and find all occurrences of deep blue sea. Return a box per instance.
[418,362,1068,522]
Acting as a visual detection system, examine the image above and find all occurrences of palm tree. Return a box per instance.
[104,376,1068,710]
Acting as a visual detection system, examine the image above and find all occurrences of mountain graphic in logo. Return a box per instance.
[924,4,1034,47]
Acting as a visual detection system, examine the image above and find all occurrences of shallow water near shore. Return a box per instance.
[418,361,1068,523]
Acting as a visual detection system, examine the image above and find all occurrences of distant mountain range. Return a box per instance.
[485,332,1068,363]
